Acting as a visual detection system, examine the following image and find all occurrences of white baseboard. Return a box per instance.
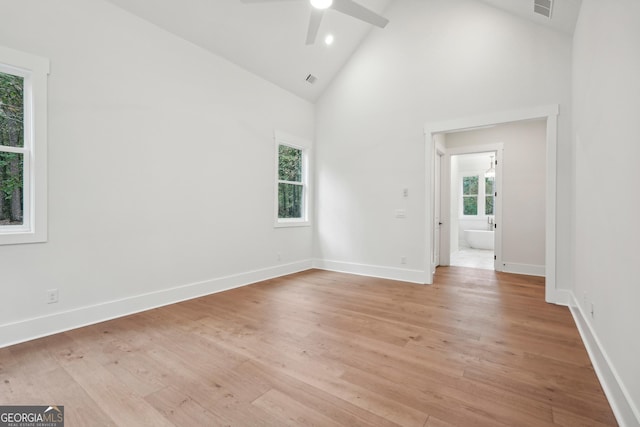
[501,262,545,277]
[569,294,640,427]
[0,260,313,349]
[313,258,426,284]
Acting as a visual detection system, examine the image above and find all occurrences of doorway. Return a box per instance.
[437,143,504,272]
[424,105,561,304]
[449,151,499,271]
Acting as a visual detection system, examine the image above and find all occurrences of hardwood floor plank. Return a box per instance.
[0,267,617,426]
[238,360,402,427]
[424,415,458,427]
[27,367,117,427]
[252,388,344,427]
[144,386,225,426]
[322,334,555,424]
[552,406,618,427]
[60,356,174,426]
[462,364,616,425]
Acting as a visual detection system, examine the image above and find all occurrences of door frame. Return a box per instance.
[423,104,561,304]
[442,145,504,271]
[433,149,444,268]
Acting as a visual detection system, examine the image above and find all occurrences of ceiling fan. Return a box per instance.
[240,0,389,45]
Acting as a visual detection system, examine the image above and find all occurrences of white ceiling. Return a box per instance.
[104,0,581,103]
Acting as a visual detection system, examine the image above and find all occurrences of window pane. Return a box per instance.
[462,176,478,195]
[485,176,494,215]
[0,72,24,148]
[485,196,494,215]
[463,196,477,215]
[278,145,302,182]
[278,183,303,218]
[485,176,494,194]
[0,151,24,225]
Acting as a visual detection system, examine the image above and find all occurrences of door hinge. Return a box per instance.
[494,223,497,229]
[495,192,497,197]
[494,255,497,260]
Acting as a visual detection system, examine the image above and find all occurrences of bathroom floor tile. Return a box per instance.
[450,248,494,270]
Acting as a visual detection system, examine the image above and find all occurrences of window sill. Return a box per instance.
[274,220,311,228]
[0,229,47,246]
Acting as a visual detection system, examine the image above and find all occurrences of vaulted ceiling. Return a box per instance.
[104,0,581,102]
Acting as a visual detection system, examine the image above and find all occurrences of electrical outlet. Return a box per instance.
[403,188,409,198]
[47,289,59,304]
[590,303,595,319]
[277,252,282,262]
[400,256,407,265]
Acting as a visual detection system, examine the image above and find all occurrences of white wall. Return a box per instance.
[446,120,546,269]
[572,0,640,424]
[0,0,314,346]
[315,0,572,284]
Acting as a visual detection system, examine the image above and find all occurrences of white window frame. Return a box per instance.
[460,173,480,217]
[0,46,49,245]
[274,131,310,228]
[484,174,495,217]
[460,171,494,218]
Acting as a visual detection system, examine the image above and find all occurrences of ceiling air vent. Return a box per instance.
[534,0,553,18]
[305,74,318,85]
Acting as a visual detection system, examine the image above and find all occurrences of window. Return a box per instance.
[485,176,494,215]
[0,71,25,227]
[275,131,310,227]
[461,173,494,217]
[0,46,49,245]
[462,175,479,215]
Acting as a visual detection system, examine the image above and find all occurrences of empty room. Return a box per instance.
[1,0,639,426]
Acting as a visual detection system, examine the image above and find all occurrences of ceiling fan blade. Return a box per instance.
[331,0,389,28]
[306,8,324,45]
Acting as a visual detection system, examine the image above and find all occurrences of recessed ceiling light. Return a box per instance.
[310,0,333,10]
[324,34,334,45]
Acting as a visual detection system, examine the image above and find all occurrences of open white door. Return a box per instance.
[434,151,443,269]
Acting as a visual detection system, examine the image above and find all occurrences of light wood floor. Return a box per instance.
[0,268,617,426]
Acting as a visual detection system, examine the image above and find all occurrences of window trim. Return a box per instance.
[274,131,311,228]
[0,46,49,245]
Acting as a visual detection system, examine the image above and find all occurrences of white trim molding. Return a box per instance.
[313,259,425,284]
[501,262,545,277]
[570,294,640,427]
[0,260,313,349]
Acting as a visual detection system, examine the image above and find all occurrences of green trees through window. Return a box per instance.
[0,71,24,226]
[462,176,478,215]
[485,176,494,215]
[462,174,494,217]
[278,144,304,219]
